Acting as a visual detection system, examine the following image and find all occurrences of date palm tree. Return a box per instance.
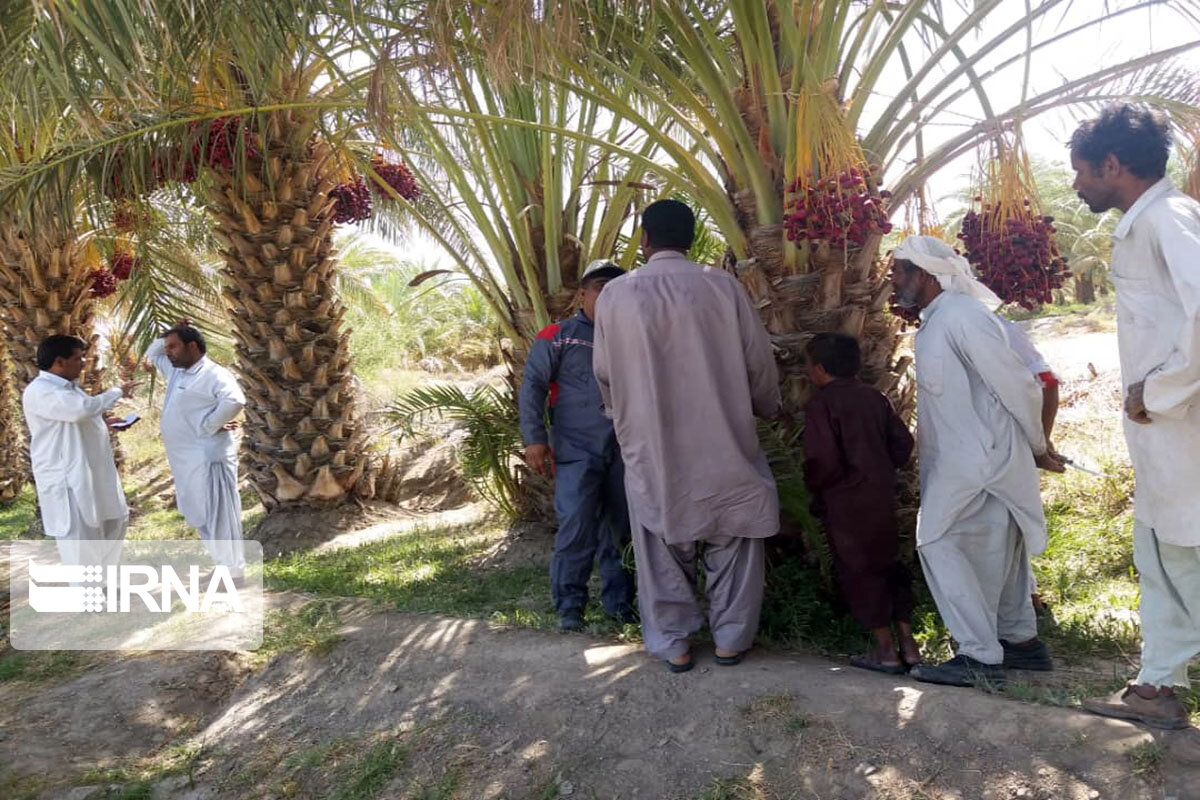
[404,0,1200,415]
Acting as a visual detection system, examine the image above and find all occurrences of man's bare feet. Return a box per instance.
[896,622,922,666]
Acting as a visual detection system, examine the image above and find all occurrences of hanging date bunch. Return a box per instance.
[957,135,1069,309]
[370,153,420,202]
[89,268,119,298]
[162,115,259,183]
[112,201,154,233]
[108,250,140,281]
[783,82,892,251]
[330,175,373,223]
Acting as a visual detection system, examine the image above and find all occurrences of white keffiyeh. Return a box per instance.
[895,235,1002,310]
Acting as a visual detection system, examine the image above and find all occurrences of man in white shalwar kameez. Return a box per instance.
[23,335,136,570]
[593,199,782,673]
[147,324,247,575]
[891,236,1064,688]
[1067,106,1200,730]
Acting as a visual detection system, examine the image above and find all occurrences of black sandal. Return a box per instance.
[850,654,907,675]
[714,651,746,666]
[666,656,694,673]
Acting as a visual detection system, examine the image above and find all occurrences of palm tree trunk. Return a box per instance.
[0,221,103,392]
[1074,273,1095,304]
[728,221,913,419]
[0,219,121,474]
[201,122,390,510]
[0,338,26,503]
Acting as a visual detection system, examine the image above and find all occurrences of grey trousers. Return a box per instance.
[1134,522,1200,688]
[632,525,765,660]
[919,494,1037,665]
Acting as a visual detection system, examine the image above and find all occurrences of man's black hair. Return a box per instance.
[642,199,696,250]
[36,335,88,371]
[806,332,862,379]
[1069,104,1173,180]
[165,325,207,354]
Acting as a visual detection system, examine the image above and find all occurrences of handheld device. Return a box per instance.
[109,413,141,431]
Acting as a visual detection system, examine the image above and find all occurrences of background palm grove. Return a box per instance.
[3,1,1200,796]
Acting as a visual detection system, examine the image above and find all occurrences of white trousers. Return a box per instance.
[53,491,128,586]
[1134,522,1200,688]
[919,494,1038,665]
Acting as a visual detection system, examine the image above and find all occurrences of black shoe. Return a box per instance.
[1001,638,1053,671]
[910,655,1005,687]
[559,611,584,632]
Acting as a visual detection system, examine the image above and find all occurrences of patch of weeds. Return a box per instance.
[127,508,197,540]
[526,777,562,800]
[783,713,812,733]
[254,600,344,666]
[1127,740,1163,779]
[0,486,37,540]
[695,774,767,800]
[742,693,812,735]
[0,769,45,800]
[410,767,462,800]
[758,554,865,655]
[265,522,559,630]
[329,733,412,800]
[77,741,207,797]
[0,649,84,683]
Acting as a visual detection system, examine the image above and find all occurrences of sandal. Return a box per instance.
[714,650,747,666]
[850,654,907,675]
[666,654,694,673]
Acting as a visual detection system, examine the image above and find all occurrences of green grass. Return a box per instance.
[265,522,568,631]
[1002,301,1105,322]
[0,485,37,540]
[1128,740,1164,779]
[0,649,85,683]
[695,774,765,800]
[330,733,413,800]
[254,600,345,666]
[75,742,207,797]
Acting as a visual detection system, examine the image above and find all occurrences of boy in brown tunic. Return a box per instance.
[802,333,920,673]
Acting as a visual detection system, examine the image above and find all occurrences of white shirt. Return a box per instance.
[997,317,1053,379]
[1110,178,1200,546]
[914,293,1048,551]
[147,339,246,529]
[22,372,127,537]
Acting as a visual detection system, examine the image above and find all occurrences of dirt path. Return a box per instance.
[3,597,1198,800]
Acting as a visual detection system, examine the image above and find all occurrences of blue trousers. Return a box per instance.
[551,455,635,616]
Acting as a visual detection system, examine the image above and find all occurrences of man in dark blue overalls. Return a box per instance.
[520,259,636,631]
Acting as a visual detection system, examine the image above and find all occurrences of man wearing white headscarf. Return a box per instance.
[892,235,1064,687]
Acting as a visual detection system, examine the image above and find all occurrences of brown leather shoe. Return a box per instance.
[1083,682,1190,730]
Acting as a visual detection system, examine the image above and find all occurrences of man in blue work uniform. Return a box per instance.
[520,259,636,632]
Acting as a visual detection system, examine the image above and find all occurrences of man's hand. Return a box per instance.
[119,380,142,399]
[524,443,552,477]
[1034,451,1066,473]
[1125,381,1152,425]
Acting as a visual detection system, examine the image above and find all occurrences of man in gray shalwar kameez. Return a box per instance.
[592,199,782,672]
